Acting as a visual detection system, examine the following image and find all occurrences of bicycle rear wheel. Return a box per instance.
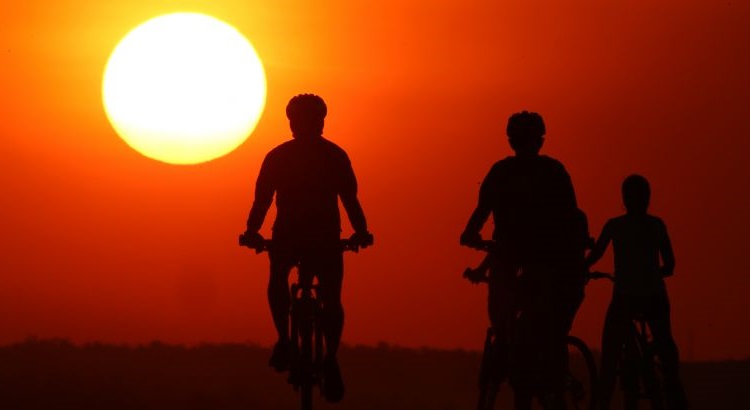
[565,336,598,410]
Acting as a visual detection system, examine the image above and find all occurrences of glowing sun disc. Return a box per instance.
[102,13,266,164]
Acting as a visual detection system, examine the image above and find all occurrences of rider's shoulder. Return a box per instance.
[537,155,569,171]
[489,156,517,171]
[267,139,297,156]
[607,215,628,226]
[267,137,345,156]
[491,155,567,172]
[646,214,667,229]
[320,137,348,153]
[319,137,353,164]
[609,214,665,230]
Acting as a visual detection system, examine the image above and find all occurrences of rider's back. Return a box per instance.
[258,137,356,240]
[606,213,669,297]
[481,155,581,266]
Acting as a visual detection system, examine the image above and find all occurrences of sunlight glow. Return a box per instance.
[102,13,266,164]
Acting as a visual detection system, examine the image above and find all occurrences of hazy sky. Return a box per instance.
[2,0,749,361]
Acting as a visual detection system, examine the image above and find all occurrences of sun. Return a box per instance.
[102,13,266,165]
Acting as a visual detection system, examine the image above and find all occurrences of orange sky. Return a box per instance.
[2,0,749,361]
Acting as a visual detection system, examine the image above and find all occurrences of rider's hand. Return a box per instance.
[460,231,483,249]
[350,231,374,248]
[239,231,264,249]
[463,268,485,284]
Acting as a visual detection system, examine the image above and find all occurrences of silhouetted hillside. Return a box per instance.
[0,339,743,409]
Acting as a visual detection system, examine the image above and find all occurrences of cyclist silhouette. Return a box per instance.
[461,111,589,410]
[241,94,373,403]
[586,175,688,410]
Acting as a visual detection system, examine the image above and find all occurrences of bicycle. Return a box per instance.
[240,236,361,410]
[588,271,666,410]
[463,241,598,410]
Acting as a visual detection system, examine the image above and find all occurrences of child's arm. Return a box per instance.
[658,219,675,277]
[585,221,613,268]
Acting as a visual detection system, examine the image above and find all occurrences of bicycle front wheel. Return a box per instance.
[476,327,499,410]
[565,336,598,410]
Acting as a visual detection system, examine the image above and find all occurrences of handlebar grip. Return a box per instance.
[238,233,271,253]
[340,240,360,253]
[463,267,489,284]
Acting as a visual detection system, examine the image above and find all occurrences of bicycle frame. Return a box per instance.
[240,237,360,410]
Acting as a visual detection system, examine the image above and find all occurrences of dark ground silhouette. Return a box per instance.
[0,339,743,409]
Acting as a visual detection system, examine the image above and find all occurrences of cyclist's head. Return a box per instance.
[286,94,327,139]
[622,174,651,215]
[506,111,545,156]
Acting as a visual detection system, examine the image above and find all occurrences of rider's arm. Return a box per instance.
[461,169,495,245]
[554,160,579,209]
[658,219,675,277]
[246,154,276,233]
[585,220,613,268]
[339,154,368,235]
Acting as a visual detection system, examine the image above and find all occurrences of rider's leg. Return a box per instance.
[268,250,295,342]
[488,268,515,382]
[599,296,628,410]
[267,249,295,371]
[314,248,346,402]
[510,308,540,409]
[518,268,583,410]
[532,306,568,410]
[316,249,345,359]
[620,343,640,410]
[546,283,585,409]
[647,290,688,410]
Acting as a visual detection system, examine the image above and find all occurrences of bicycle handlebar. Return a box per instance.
[462,238,616,285]
[464,269,615,286]
[238,235,362,254]
[587,271,614,282]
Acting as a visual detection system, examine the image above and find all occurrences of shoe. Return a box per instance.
[322,356,345,403]
[268,340,290,373]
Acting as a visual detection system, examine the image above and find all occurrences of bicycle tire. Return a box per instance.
[291,285,315,410]
[299,315,314,410]
[565,336,598,410]
[475,327,499,410]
